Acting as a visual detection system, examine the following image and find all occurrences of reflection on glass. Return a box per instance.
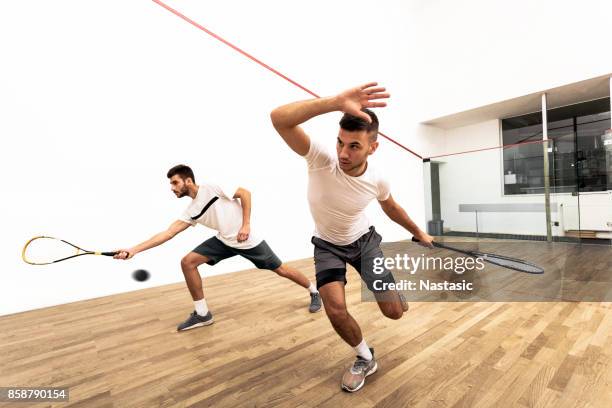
[501,97,611,195]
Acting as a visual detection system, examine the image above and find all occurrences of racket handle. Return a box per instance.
[101,251,119,256]
[412,236,438,248]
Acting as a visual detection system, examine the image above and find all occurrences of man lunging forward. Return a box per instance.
[115,165,321,331]
[270,82,433,392]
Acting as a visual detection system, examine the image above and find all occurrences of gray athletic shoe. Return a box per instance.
[177,311,214,331]
[399,293,409,312]
[341,348,378,392]
[309,292,322,313]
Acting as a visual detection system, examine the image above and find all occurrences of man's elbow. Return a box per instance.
[235,188,251,199]
[270,108,285,129]
[166,227,184,239]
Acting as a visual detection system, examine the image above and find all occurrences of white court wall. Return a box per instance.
[3,0,611,315]
[0,0,430,315]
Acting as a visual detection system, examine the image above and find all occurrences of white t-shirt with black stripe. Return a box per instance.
[180,182,262,249]
[305,140,391,246]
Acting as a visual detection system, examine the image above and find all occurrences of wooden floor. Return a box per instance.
[1,239,611,407]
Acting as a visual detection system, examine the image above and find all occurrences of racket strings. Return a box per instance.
[478,254,544,274]
[23,237,86,265]
[429,241,544,274]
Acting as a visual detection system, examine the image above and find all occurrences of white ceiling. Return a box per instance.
[422,74,611,129]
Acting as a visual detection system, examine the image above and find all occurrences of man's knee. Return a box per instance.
[373,290,404,320]
[321,295,349,323]
[380,302,403,320]
[325,303,350,323]
[181,254,206,270]
[318,280,349,322]
[384,307,403,320]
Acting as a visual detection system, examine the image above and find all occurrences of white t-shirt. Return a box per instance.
[305,140,391,246]
[180,182,261,249]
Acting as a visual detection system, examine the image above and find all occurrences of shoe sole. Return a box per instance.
[309,305,323,313]
[177,318,214,332]
[341,361,378,393]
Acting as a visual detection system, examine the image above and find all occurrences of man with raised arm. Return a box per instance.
[270,83,433,392]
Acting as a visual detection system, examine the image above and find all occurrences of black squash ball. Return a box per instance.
[132,269,150,282]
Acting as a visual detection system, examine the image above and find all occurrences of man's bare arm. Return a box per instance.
[114,220,191,259]
[233,187,251,242]
[270,82,389,156]
[379,194,434,248]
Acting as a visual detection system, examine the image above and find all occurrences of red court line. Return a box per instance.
[427,138,548,159]
[151,0,423,160]
[378,131,422,159]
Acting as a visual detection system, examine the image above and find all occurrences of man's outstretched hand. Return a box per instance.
[113,249,135,260]
[413,232,435,249]
[334,82,390,123]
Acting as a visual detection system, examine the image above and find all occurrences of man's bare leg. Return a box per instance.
[318,281,362,346]
[374,290,405,319]
[274,263,321,312]
[319,281,378,392]
[273,263,311,288]
[180,252,210,300]
[177,252,214,331]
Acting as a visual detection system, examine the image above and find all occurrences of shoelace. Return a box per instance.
[351,357,370,374]
[191,311,205,320]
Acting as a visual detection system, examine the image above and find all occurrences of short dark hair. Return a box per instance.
[167,164,195,183]
[339,108,379,141]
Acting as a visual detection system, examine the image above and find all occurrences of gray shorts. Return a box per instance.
[311,226,396,292]
[192,236,282,270]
